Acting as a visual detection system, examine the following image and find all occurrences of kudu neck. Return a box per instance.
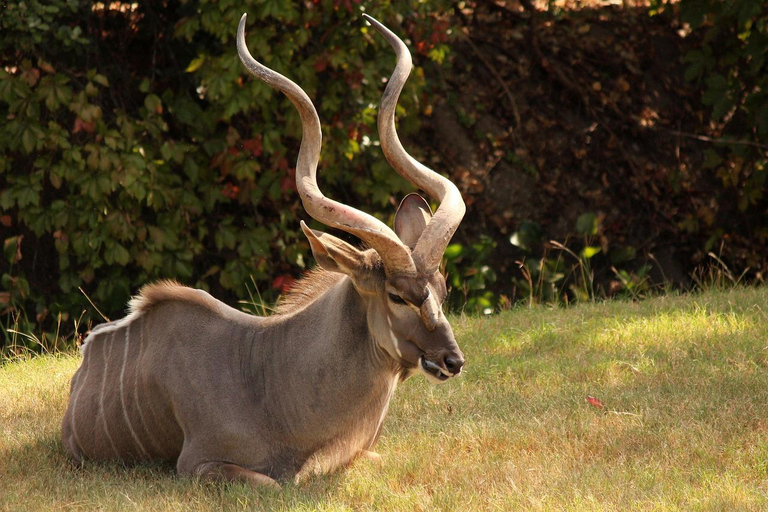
[266,273,394,376]
[245,274,398,448]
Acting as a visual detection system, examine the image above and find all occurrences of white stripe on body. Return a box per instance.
[131,315,162,454]
[81,311,141,351]
[119,321,150,458]
[98,331,120,458]
[369,375,398,450]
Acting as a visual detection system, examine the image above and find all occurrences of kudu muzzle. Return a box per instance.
[417,320,465,381]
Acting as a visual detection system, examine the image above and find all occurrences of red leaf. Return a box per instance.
[313,56,328,73]
[221,183,240,200]
[272,275,296,293]
[21,68,40,87]
[280,175,297,194]
[587,395,604,409]
[73,117,95,134]
[241,137,262,157]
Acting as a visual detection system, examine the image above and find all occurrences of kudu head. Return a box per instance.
[237,14,466,383]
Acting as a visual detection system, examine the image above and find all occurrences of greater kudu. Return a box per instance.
[61,13,466,487]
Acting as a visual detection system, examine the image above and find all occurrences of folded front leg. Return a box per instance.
[194,461,280,489]
[358,450,382,461]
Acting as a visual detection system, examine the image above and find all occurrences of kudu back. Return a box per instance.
[62,14,466,487]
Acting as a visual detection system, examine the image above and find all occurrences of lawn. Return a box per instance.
[2,287,768,510]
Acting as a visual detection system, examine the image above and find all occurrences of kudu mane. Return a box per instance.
[128,279,222,316]
[274,269,341,315]
[125,275,343,321]
[123,268,362,322]
[275,253,383,315]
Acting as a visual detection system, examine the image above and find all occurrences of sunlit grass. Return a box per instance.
[2,287,768,510]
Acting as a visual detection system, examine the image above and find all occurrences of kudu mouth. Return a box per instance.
[391,337,463,382]
[418,353,464,382]
[420,357,453,381]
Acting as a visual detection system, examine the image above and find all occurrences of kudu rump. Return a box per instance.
[62,13,466,487]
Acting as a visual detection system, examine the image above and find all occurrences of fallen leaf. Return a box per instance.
[587,395,604,409]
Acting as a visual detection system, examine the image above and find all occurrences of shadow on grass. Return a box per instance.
[3,431,355,508]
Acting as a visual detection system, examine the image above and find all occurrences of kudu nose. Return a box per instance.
[444,355,465,375]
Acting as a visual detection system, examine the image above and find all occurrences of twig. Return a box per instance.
[661,129,768,151]
[519,0,591,111]
[79,287,110,322]
[461,30,522,131]
[609,410,641,417]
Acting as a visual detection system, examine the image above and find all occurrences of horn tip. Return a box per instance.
[362,13,383,30]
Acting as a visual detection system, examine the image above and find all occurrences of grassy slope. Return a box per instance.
[2,287,768,511]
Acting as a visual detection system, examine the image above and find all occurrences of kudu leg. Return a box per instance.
[358,450,382,461]
[191,461,281,489]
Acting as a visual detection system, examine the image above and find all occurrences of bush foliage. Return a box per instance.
[0,0,452,345]
[3,0,767,349]
[676,0,768,267]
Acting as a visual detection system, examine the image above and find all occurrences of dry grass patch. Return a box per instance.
[2,287,768,510]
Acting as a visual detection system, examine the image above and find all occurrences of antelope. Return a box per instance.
[61,13,466,488]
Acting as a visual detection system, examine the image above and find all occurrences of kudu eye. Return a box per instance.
[388,293,407,305]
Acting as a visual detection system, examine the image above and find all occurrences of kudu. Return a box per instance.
[61,13,466,487]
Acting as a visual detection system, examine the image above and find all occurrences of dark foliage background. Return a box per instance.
[1,0,453,345]
[1,0,766,350]
[432,0,767,307]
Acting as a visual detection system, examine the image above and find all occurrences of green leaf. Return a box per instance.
[509,221,542,252]
[113,244,130,266]
[580,246,601,260]
[21,127,35,154]
[576,213,599,236]
[703,149,723,169]
[92,74,109,87]
[683,50,706,81]
[610,245,637,265]
[144,94,162,113]
[185,55,206,73]
[444,244,464,260]
[215,225,237,250]
[711,95,734,120]
[3,236,22,263]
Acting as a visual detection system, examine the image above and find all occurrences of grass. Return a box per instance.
[2,287,768,510]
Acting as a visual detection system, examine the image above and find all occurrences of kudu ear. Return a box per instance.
[394,193,433,249]
[300,221,368,276]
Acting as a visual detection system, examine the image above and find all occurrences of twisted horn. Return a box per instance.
[363,14,466,274]
[237,14,417,276]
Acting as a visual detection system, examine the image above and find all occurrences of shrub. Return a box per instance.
[0,0,453,349]
[676,0,768,270]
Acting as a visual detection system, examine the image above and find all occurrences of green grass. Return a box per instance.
[3,287,768,510]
